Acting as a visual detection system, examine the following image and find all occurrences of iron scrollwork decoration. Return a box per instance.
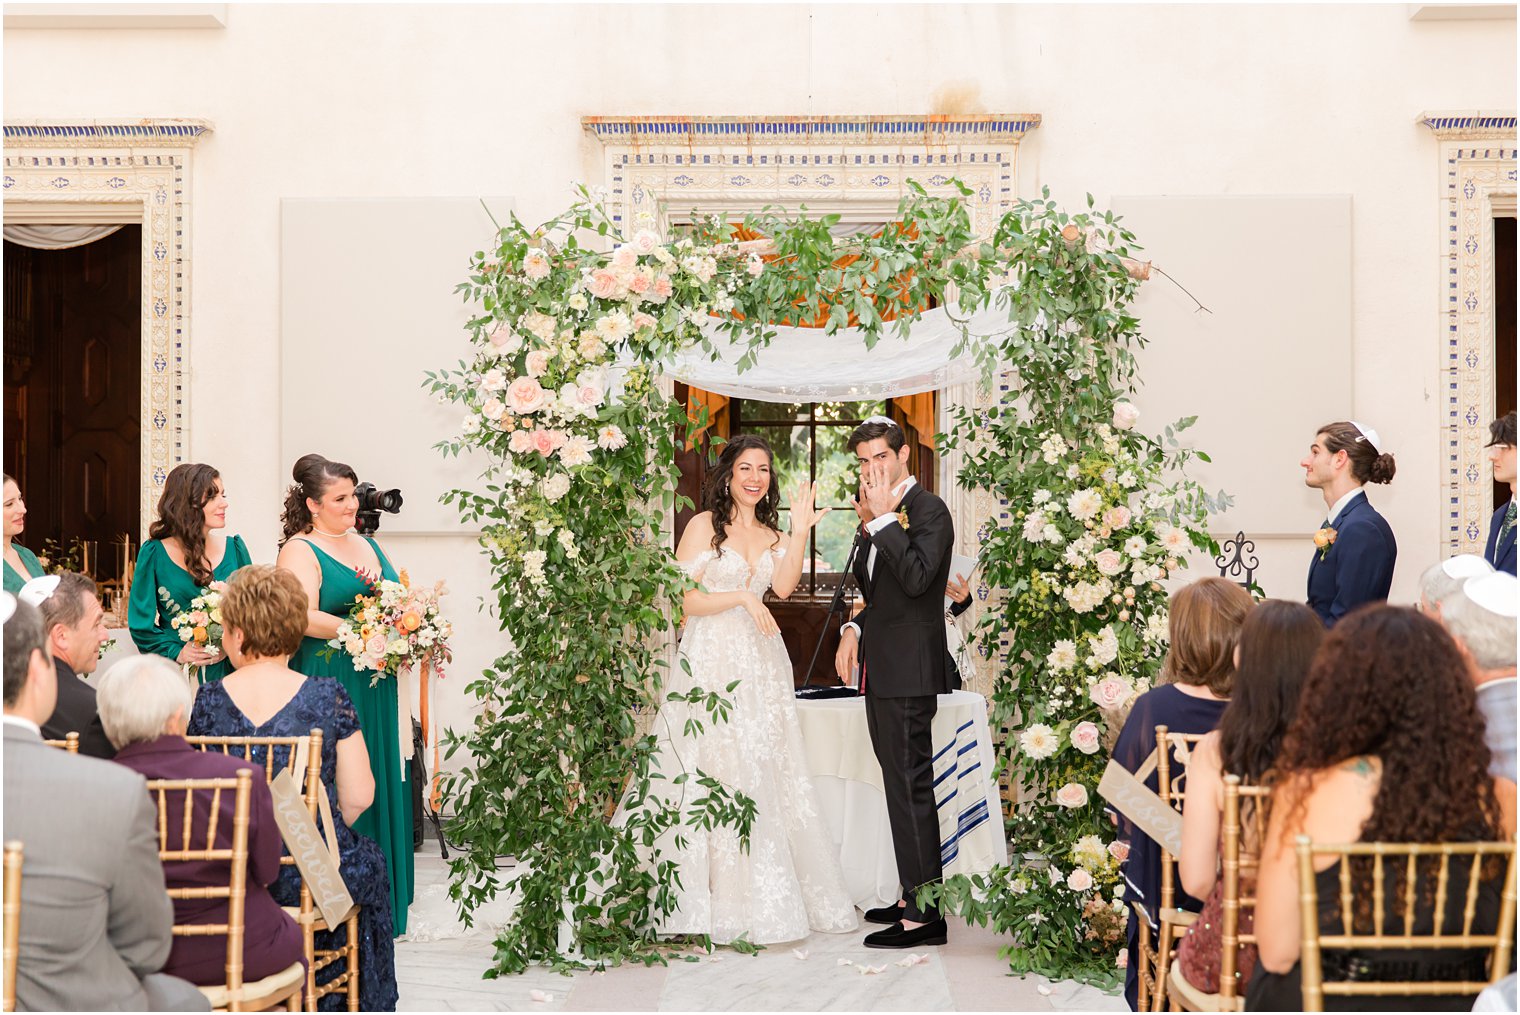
[1215,530,1259,590]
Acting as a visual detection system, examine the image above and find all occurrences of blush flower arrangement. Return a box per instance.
[328,569,453,685]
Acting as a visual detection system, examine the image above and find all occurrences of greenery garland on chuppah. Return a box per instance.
[427,181,1225,982]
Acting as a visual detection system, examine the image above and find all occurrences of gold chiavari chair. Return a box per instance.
[1168,774,1272,1011]
[147,771,304,1012]
[188,734,360,1013]
[41,732,78,754]
[1295,835,1518,1012]
[1133,725,1208,1013]
[3,842,21,1013]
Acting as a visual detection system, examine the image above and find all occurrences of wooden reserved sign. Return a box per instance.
[1097,758,1183,856]
[269,770,354,928]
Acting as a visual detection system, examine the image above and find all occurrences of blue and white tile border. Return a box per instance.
[584,115,1042,698]
[1421,112,1517,554]
[3,118,211,536]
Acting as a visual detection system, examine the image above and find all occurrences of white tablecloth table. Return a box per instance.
[795,689,1008,911]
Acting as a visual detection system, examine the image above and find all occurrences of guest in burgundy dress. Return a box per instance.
[97,654,304,987]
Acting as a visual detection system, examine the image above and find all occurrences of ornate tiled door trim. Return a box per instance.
[1420,112,1517,553]
[3,119,211,534]
[584,115,1041,697]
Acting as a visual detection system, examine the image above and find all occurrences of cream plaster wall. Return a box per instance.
[5,3,1515,765]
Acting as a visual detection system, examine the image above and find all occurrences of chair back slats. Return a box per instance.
[146,772,253,1006]
[42,733,78,754]
[3,841,21,1014]
[1215,775,1272,1004]
[1294,835,1517,1011]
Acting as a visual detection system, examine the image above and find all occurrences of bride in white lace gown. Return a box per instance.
[640,434,858,945]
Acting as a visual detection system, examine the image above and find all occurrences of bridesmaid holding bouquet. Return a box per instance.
[276,453,414,936]
[129,463,251,683]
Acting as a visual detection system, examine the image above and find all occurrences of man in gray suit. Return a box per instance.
[1439,572,1518,783]
[1,593,207,1011]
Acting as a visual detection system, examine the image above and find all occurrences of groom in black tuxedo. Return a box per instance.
[835,418,954,948]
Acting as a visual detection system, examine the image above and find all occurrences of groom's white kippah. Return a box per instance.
[17,575,59,609]
[1349,419,1383,455]
[1442,554,1494,581]
[1462,572,1519,619]
[863,415,898,428]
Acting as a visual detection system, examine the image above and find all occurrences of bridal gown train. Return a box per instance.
[637,544,858,944]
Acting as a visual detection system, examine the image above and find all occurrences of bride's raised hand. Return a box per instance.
[788,480,832,533]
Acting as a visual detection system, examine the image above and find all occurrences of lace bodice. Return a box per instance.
[681,544,786,596]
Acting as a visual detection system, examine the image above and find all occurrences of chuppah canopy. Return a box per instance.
[659,303,1015,401]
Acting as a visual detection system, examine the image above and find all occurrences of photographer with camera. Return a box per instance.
[274,453,414,935]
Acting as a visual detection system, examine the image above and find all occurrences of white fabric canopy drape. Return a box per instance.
[661,303,1016,400]
[3,224,123,250]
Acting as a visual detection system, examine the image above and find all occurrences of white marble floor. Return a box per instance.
[395,856,1127,1012]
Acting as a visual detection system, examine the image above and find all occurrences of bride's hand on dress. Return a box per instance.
[742,592,780,638]
[788,480,831,533]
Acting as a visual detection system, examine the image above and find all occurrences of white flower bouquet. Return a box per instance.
[327,570,454,685]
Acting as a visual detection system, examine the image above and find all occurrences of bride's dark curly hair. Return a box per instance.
[703,435,782,553]
[148,463,223,586]
[1275,604,1501,846]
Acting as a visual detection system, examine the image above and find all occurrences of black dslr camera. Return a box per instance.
[354,482,403,536]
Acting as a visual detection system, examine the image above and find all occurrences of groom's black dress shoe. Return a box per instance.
[863,918,948,949]
[864,902,905,925]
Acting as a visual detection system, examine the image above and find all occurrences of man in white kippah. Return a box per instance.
[1439,571,1518,782]
[1417,553,1493,616]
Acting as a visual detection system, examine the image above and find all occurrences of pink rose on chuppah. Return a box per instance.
[627,271,651,295]
[1055,782,1090,809]
[506,376,547,415]
[1112,401,1141,431]
[481,397,504,420]
[524,350,552,379]
[487,324,520,351]
[575,378,605,411]
[631,311,657,333]
[480,368,507,393]
[1105,506,1132,530]
[530,429,559,457]
[587,268,619,300]
[522,249,551,280]
[509,429,534,454]
[1091,675,1132,711]
[1066,868,1094,893]
[1108,839,1131,863]
[611,245,637,270]
[650,275,674,301]
[1070,721,1102,755]
[1095,548,1125,577]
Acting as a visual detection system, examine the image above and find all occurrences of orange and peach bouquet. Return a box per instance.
[328,569,453,686]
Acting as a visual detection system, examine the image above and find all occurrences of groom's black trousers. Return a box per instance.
[864,691,943,923]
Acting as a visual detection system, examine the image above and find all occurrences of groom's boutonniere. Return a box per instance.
[1313,526,1337,561]
[896,506,910,531]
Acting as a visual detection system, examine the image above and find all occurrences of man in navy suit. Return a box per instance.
[1484,411,1516,575]
[1301,420,1398,626]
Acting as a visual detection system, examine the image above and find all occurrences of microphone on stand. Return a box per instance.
[797,527,866,699]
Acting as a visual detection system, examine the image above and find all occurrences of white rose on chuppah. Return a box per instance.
[597,425,628,451]
[523,249,552,281]
[1112,401,1141,430]
[1055,782,1089,809]
[1043,523,1065,545]
[1070,721,1102,754]
[1020,723,1059,760]
[631,229,660,255]
[509,429,534,454]
[480,368,507,393]
[1047,639,1078,672]
[541,473,571,503]
[525,349,552,378]
[558,435,595,468]
[566,293,589,312]
[1033,489,1053,505]
[481,397,505,420]
[611,245,638,270]
[1066,868,1094,892]
[1088,625,1120,666]
[506,376,547,415]
[1067,488,1101,520]
[1023,511,1048,542]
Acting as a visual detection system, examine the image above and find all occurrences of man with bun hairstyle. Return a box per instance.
[1299,420,1398,626]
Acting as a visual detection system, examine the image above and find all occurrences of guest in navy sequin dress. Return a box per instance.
[187,565,397,1012]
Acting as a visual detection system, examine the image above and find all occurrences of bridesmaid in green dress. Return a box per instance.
[276,453,414,936]
[3,475,46,594]
[128,463,252,683]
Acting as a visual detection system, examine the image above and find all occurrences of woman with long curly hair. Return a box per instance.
[627,433,857,945]
[1249,605,1517,1010]
[128,462,251,682]
[1174,600,1324,996]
